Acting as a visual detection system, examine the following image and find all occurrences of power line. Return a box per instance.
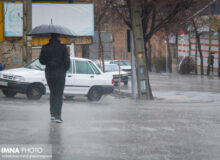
[182,0,217,24]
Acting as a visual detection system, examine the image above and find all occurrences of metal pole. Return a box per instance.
[165,40,168,73]
[130,30,137,99]
[22,0,26,65]
[118,58,121,96]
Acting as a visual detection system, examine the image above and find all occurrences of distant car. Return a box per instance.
[103,64,128,86]
[0,57,114,101]
[103,60,111,65]
[93,60,111,68]
[109,60,131,74]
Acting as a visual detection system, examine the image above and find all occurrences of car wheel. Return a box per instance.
[124,81,128,85]
[2,89,17,98]
[88,87,103,101]
[26,84,43,100]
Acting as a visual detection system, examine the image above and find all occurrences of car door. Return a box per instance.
[64,59,76,95]
[87,61,107,85]
[74,59,95,94]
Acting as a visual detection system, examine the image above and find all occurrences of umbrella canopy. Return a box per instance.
[27,24,76,38]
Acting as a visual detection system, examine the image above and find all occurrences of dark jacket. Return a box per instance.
[208,55,214,65]
[39,39,70,77]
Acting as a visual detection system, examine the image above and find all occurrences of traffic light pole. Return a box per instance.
[130,0,151,99]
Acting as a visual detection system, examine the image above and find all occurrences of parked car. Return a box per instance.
[103,64,128,86]
[92,60,111,68]
[0,57,114,101]
[109,60,131,74]
[92,59,100,68]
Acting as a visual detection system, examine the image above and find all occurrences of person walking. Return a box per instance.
[207,52,215,75]
[210,53,214,73]
[39,33,70,123]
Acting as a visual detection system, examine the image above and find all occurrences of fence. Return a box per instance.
[178,34,219,74]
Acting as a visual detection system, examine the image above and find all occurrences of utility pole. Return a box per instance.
[218,0,220,76]
[130,0,152,99]
[23,0,32,65]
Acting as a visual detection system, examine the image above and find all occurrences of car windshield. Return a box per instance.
[25,59,45,71]
[113,60,131,66]
[120,61,131,66]
[105,65,119,72]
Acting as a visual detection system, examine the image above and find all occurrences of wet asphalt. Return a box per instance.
[0,73,220,160]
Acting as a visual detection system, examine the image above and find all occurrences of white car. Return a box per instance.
[0,57,114,101]
[109,60,131,74]
[103,64,128,86]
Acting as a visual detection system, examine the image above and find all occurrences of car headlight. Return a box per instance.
[13,76,25,82]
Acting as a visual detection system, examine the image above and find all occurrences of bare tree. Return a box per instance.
[94,0,126,71]
[108,0,212,99]
[192,18,204,75]
[94,0,111,71]
[93,0,213,99]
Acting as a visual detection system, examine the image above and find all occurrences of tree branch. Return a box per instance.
[110,1,132,29]
[95,1,111,25]
[144,1,188,41]
[149,8,156,36]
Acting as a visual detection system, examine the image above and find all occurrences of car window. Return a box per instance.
[89,61,101,74]
[25,59,45,71]
[75,60,94,74]
[121,61,131,66]
[66,60,73,74]
[72,60,75,73]
[105,65,119,72]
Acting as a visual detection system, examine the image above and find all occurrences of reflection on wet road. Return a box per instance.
[0,73,220,159]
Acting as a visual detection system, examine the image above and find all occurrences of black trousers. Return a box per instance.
[210,65,214,72]
[46,75,65,118]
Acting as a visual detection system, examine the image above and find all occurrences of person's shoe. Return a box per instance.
[55,117,63,123]
[50,115,56,121]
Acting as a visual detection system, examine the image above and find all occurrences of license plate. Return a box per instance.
[0,81,8,86]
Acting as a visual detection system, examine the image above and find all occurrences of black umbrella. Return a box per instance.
[27,24,76,38]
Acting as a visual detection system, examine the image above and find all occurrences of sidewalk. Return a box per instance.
[114,72,220,102]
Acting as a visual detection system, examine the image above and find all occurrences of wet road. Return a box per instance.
[0,73,220,160]
[119,73,220,102]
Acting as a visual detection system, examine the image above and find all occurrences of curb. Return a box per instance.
[113,89,134,98]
